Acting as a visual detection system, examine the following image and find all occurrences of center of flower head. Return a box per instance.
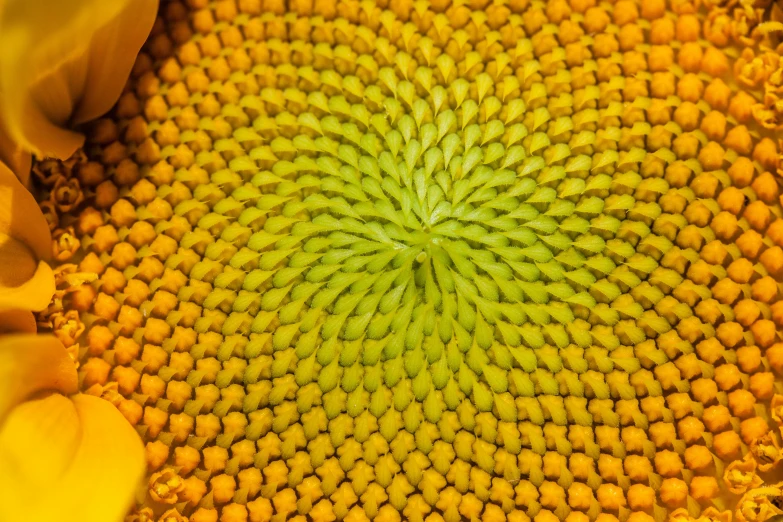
[304,93,574,313]
[204,58,673,425]
[52,0,783,516]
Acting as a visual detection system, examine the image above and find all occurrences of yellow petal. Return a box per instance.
[0,309,36,334]
[0,393,145,522]
[0,393,80,481]
[0,124,31,186]
[0,257,56,312]
[0,161,54,310]
[0,235,37,288]
[0,261,55,312]
[0,0,158,159]
[0,161,50,261]
[71,0,160,125]
[0,334,77,422]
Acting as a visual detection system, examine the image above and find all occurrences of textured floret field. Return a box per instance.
[33,0,783,521]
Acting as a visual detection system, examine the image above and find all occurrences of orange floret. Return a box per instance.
[677,74,704,103]
[675,13,700,41]
[566,512,590,522]
[728,389,756,418]
[113,366,140,395]
[181,475,207,507]
[592,34,618,58]
[727,258,754,284]
[78,206,104,235]
[737,345,763,373]
[596,484,625,511]
[641,0,666,19]
[569,452,596,481]
[713,430,742,461]
[659,478,688,508]
[741,417,770,445]
[736,230,764,259]
[700,110,727,141]
[146,440,170,471]
[618,24,644,51]
[749,372,775,400]
[169,413,195,443]
[677,416,706,444]
[582,6,610,33]
[704,78,732,109]
[598,454,624,482]
[734,300,762,327]
[690,476,718,502]
[655,451,683,477]
[697,141,724,170]
[745,200,772,231]
[117,304,144,334]
[623,455,652,482]
[714,364,743,391]
[86,325,114,355]
[238,468,262,499]
[684,445,713,472]
[110,243,136,271]
[81,357,111,387]
[761,246,783,275]
[211,475,237,504]
[648,46,674,72]
[626,484,655,511]
[717,186,746,215]
[727,156,755,187]
[247,498,272,522]
[728,91,757,122]
[650,18,675,45]
[753,138,779,171]
[221,504,248,522]
[191,509,219,522]
[613,0,638,25]
[94,180,119,209]
[717,321,745,348]
[768,220,783,247]
[690,378,718,405]
[701,47,729,77]
[677,42,702,73]
[567,482,593,511]
[672,133,700,159]
[692,172,720,199]
[752,172,780,204]
[674,102,701,131]
[710,211,738,241]
[685,200,714,227]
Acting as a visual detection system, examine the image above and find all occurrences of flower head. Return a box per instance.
[8,0,783,521]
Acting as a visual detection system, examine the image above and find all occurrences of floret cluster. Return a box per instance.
[32,0,783,521]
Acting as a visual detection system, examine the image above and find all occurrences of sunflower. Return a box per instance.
[0,1,155,521]
[4,0,783,521]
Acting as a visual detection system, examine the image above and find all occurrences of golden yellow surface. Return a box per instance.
[24,0,783,521]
